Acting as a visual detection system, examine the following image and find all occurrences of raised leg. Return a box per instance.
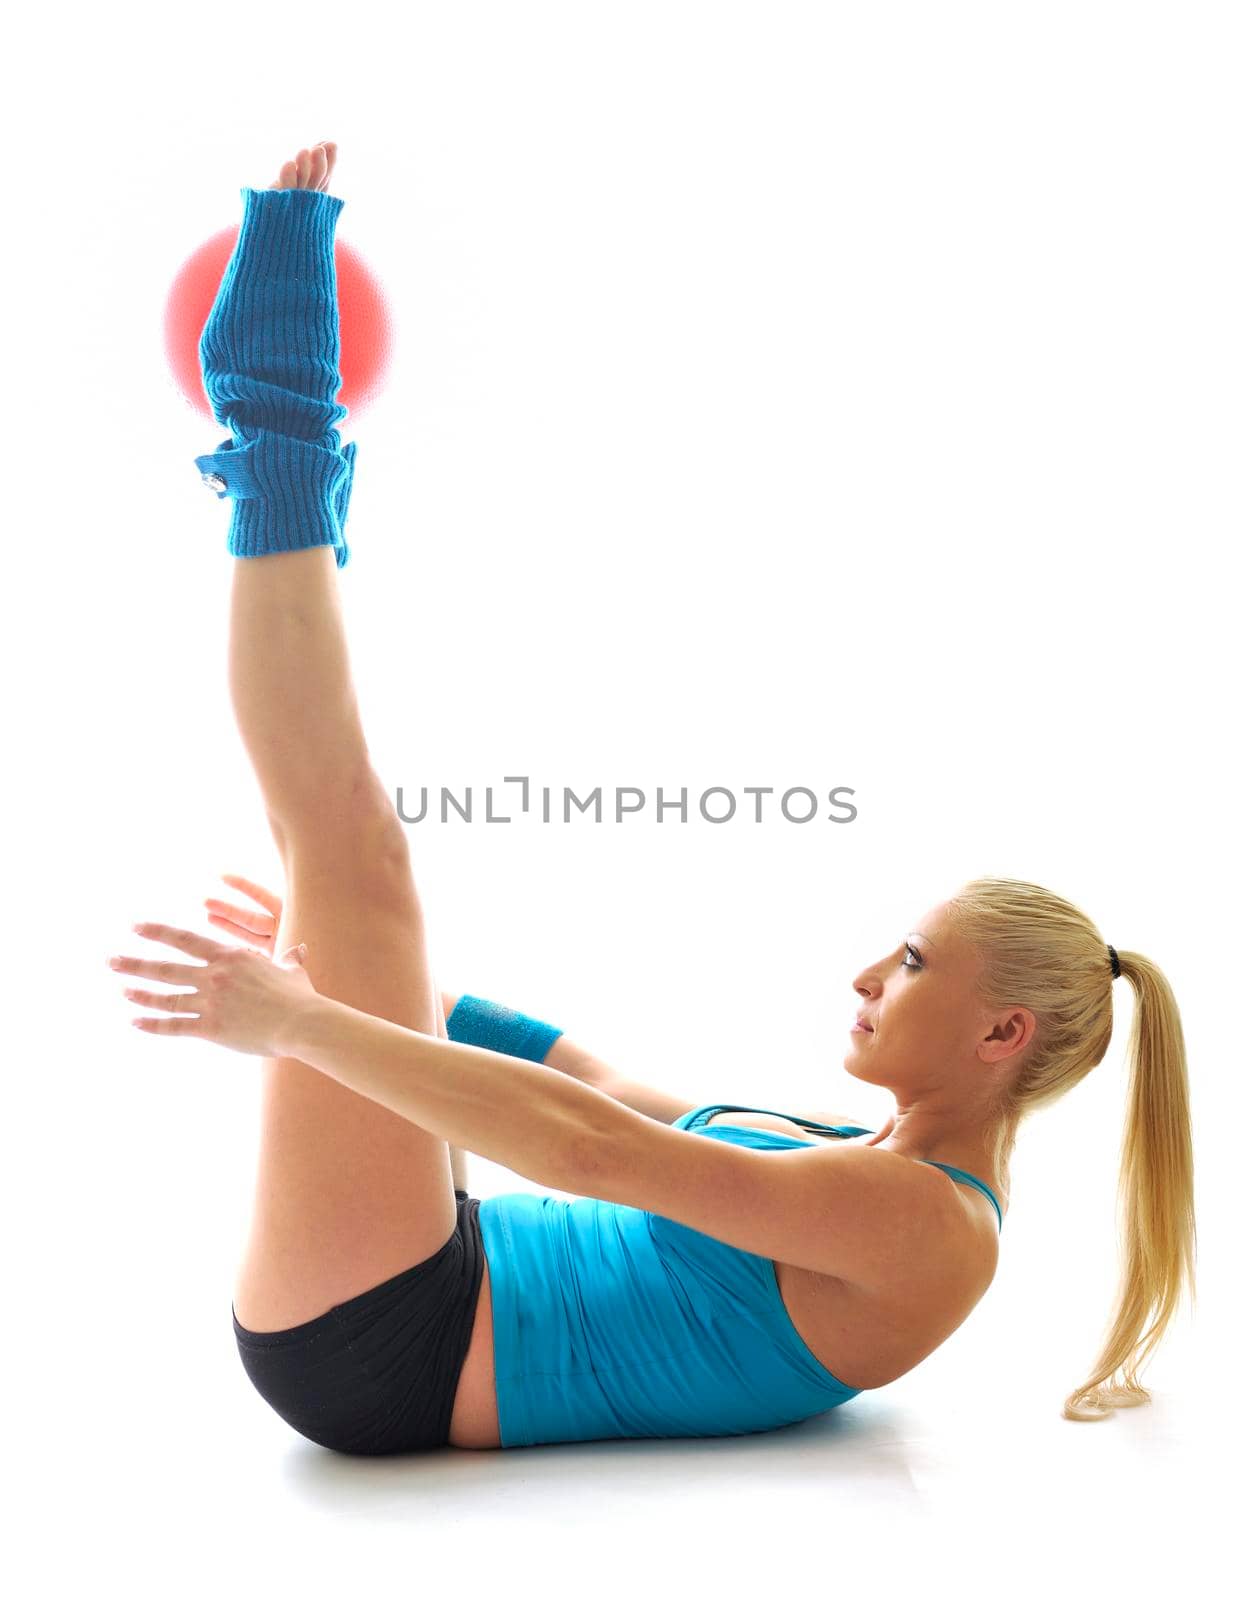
[197,143,464,1333]
[229,545,461,1331]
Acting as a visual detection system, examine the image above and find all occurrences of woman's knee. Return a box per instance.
[270,773,410,876]
[266,759,398,837]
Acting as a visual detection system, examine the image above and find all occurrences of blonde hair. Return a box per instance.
[945,877,1196,1422]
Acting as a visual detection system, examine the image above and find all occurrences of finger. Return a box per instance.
[109,955,203,983]
[131,1014,202,1036]
[218,873,276,909]
[220,874,283,917]
[205,912,271,949]
[123,986,201,1014]
[131,921,228,961]
[204,899,275,936]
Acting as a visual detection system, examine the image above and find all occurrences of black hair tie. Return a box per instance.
[1107,944,1121,980]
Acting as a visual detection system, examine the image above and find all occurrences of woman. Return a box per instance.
[107,141,1196,1454]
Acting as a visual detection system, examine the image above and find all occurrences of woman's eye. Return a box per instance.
[902,945,922,970]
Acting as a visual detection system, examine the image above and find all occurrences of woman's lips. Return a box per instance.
[850,1022,873,1033]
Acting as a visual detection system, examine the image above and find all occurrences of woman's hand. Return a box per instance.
[204,872,461,1027]
[108,921,320,1058]
[203,872,283,955]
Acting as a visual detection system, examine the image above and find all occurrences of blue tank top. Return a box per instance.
[477,1103,1003,1449]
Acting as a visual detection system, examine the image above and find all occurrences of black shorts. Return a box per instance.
[231,1190,486,1455]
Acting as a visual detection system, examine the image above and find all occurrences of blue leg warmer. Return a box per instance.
[193,185,357,567]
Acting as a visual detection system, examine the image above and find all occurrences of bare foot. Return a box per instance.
[268,141,338,192]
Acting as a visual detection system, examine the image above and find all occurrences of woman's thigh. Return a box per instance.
[232,1190,487,1456]
[232,817,459,1331]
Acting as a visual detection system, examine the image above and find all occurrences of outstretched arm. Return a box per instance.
[441,989,703,1126]
[204,875,703,1127]
[289,990,925,1285]
[285,991,656,1189]
[440,992,868,1131]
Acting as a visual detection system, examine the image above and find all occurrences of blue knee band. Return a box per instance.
[445,995,564,1063]
[193,186,356,567]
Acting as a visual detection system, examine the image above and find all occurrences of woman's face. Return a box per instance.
[843,898,994,1090]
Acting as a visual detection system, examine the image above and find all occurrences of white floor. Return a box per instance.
[17,1275,1227,1598]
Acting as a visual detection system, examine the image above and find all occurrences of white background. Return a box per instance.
[5,1,1240,1593]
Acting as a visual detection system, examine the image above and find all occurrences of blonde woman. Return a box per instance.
[107,142,1197,1453]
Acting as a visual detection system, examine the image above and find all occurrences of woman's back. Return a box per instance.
[684,1105,1003,1390]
